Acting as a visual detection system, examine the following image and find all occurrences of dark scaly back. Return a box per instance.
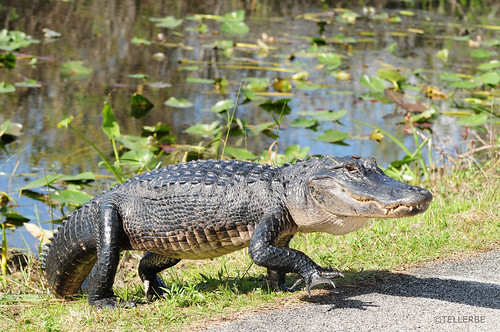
[41,199,100,298]
[114,159,287,257]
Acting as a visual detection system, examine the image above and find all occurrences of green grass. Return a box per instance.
[1,160,499,331]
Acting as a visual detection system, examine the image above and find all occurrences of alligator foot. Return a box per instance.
[91,297,137,310]
[144,276,168,302]
[291,267,344,297]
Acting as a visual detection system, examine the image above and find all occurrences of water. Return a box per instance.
[0,0,497,251]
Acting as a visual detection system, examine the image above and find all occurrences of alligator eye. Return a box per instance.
[344,162,358,173]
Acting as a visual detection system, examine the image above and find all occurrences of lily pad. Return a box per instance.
[360,75,387,93]
[318,53,342,72]
[290,117,318,128]
[471,49,491,60]
[474,72,500,85]
[316,129,349,143]
[186,77,215,84]
[457,113,488,127]
[185,121,222,137]
[128,73,148,79]
[60,61,92,79]
[223,146,257,160]
[477,60,500,71]
[14,79,41,88]
[131,93,154,118]
[149,16,183,29]
[164,97,193,108]
[296,110,347,122]
[0,82,15,93]
[50,190,93,206]
[377,69,405,83]
[210,99,234,113]
[220,10,249,36]
[259,99,292,115]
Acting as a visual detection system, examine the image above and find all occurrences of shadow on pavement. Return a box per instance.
[302,271,500,310]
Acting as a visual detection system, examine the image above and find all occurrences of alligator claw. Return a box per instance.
[291,267,344,296]
[144,276,168,301]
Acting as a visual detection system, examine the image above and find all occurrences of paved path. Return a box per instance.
[204,250,500,332]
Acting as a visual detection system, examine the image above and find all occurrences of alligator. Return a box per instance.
[41,155,432,309]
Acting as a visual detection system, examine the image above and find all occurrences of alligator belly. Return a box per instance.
[128,224,254,260]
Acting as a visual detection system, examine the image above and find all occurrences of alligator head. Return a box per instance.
[286,155,433,235]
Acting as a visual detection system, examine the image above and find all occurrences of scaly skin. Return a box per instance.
[41,156,433,309]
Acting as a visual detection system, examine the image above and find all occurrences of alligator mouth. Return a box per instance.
[378,202,431,216]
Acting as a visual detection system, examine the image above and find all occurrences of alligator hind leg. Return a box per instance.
[88,202,126,309]
[138,252,180,301]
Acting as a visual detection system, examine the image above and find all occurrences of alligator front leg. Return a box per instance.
[248,210,344,296]
[138,252,180,301]
[87,201,126,309]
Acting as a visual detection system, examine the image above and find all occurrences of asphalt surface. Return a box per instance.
[203,250,500,332]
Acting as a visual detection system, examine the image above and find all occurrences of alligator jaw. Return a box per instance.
[378,201,431,218]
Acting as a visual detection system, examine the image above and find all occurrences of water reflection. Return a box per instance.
[0,0,492,249]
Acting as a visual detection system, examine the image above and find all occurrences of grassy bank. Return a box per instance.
[1,156,498,331]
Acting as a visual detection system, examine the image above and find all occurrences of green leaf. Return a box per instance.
[477,60,500,71]
[315,129,349,143]
[120,149,155,171]
[102,102,121,139]
[131,93,154,118]
[1,209,30,227]
[474,72,500,85]
[440,72,462,82]
[220,10,249,36]
[128,73,148,79]
[223,146,257,160]
[50,190,93,206]
[60,61,92,79]
[221,21,249,36]
[0,52,16,69]
[284,145,310,162]
[386,42,397,54]
[399,10,415,16]
[450,81,480,89]
[59,172,95,183]
[164,97,193,108]
[222,10,245,22]
[259,99,292,115]
[360,75,387,93]
[318,53,342,72]
[57,116,73,128]
[295,81,322,91]
[149,16,183,29]
[377,69,405,83]
[184,121,221,136]
[471,49,491,60]
[131,37,152,45]
[0,82,15,93]
[435,49,449,61]
[186,77,215,84]
[290,117,318,128]
[14,79,41,88]
[210,99,234,113]
[296,109,347,122]
[387,15,402,23]
[457,113,488,127]
[18,175,64,191]
[245,78,269,91]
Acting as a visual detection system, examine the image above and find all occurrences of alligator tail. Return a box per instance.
[41,201,99,298]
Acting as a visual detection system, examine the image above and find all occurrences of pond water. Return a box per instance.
[0,0,498,250]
